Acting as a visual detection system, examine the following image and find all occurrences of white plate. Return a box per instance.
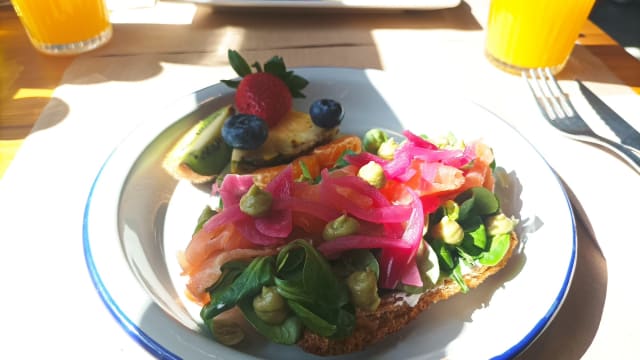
[83,67,576,359]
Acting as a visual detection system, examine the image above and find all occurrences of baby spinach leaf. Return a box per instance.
[274,239,354,338]
[431,238,457,273]
[203,260,248,295]
[237,297,302,345]
[458,234,484,259]
[193,206,217,235]
[331,249,380,279]
[276,239,348,307]
[462,216,488,250]
[329,306,356,339]
[201,256,275,321]
[456,216,488,261]
[457,187,500,220]
[287,301,336,337]
[322,304,356,339]
[275,276,316,304]
[451,263,469,293]
[479,233,511,266]
[277,247,305,275]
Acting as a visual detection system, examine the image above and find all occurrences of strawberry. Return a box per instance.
[234,72,292,128]
[222,50,308,127]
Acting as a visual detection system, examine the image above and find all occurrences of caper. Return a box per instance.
[363,128,389,154]
[431,216,464,245]
[239,184,273,217]
[357,161,386,189]
[253,286,288,325]
[208,319,245,346]
[377,138,399,160]
[346,269,380,311]
[442,200,460,221]
[485,213,515,236]
[323,214,360,241]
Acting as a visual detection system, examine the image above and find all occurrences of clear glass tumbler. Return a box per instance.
[11,0,112,56]
[485,0,596,75]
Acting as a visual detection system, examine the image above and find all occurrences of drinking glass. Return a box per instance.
[11,0,112,56]
[485,0,597,75]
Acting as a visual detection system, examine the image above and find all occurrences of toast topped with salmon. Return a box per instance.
[176,127,518,355]
[165,51,519,355]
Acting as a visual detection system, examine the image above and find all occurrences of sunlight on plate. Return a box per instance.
[83,68,576,360]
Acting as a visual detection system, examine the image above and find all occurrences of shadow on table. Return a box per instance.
[561,44,640,88]
[1,97,70,139]
[56,1,481,86]
[516,176,607,360]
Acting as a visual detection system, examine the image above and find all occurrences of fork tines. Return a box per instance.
[522,68,577,121]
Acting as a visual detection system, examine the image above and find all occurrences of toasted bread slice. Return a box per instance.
[230,110,338,173]
[297,232,519,356]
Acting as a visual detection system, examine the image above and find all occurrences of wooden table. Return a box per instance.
[1,1,639,359]
[1,3,639,178]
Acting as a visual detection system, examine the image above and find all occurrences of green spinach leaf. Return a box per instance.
[457,187,500,220]
[456,216,488,261]
[329,306,356,339]
[431,238,457,273]
[287,301,336,337]
[479,233,511,266]
[451,262,470,293]
[193,206,217,235]
[203,260,248,295]
[237,297,302,345]
[276,239,348,307]
[274,239,354,337]
[275,276,316,305]
[277,247,305,275]
[331,249,380,279]
[201,256,275,321]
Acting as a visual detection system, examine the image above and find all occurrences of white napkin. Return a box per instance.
[0,58,235,359]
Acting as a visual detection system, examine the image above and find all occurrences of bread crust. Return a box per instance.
[297,232,519,356]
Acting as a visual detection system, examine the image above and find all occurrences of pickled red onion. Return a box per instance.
[318,235,413,257]
[379,187,424,289]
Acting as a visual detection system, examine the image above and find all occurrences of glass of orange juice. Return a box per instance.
[485,0,596,75]
[11,0,112,56]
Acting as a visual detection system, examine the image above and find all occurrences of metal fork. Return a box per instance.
[523,68,640,174]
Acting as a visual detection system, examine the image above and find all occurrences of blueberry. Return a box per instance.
[309,99,344,128]
[222,113,269,150]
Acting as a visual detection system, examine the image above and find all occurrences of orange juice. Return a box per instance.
[11,0,112,55]
[485,0,596,74]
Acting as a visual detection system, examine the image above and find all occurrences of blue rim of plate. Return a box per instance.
[494,190,577,359]
[82,152,181,360]
[82,67,578,360]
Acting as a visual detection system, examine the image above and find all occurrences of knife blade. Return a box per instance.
[577,80,640,152]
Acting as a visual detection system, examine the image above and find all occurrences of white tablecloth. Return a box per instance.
[1,2,639,358]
